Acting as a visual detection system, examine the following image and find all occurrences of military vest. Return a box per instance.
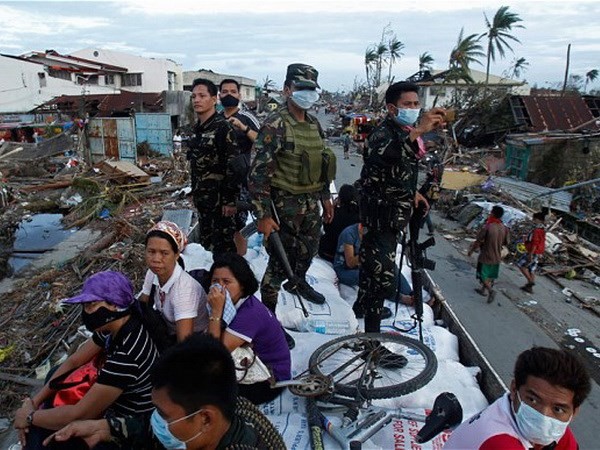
[271,109,327,195]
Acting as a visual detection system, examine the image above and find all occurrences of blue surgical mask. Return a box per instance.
[151,408,205,449]
[395,107,421,126]
[513,392,571,446]
[291,90,319,110]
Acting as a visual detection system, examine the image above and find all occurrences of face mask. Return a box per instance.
[151,408,205,450]
[513,392,571,446]
[81,306,130,332]
[220,95,239,108]
[395,107,421,126]
[291,89,319,110]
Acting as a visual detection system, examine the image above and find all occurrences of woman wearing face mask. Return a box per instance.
[139,221,209,344]
[207,253,291,405]
[13,271,159,449]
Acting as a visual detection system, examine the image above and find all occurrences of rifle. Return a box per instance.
[238,202,310,318]
[400,202,436,342]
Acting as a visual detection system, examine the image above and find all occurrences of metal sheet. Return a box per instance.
[135,113,173,156]
[492,176,572,212]
[520,96,599,132]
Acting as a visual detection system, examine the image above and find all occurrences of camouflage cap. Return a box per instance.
[286,63,320,89]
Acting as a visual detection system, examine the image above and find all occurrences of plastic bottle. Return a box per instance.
[302,319,351,335]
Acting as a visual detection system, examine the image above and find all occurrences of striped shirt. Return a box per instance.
[93,315,158,416]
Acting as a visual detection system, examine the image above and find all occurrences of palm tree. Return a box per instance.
[364,47,377,87]
[449,27,485,70]
[585,69,599,93]
[418,52,435,72]
[374,42,388,88]
[364,47,378,106]
[387,37,405,83]
[482,6,524,86]
[509,57,529,79]
[262,76,275,92]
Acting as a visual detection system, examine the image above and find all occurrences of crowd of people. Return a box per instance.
[11,63,591,450]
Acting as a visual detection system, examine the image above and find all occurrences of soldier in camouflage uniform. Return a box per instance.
[187,78,240,256]
[249,64,335,348]
[356,81,446,332]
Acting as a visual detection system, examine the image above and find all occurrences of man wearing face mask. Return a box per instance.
[249,63,335,349]
[219,78,261,256]
[444,347,591,449]
[14,271,159,449]
[44,334,285,450]
[355,81,446,332]
[187,78,240,257]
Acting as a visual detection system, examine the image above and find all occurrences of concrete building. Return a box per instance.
[0,54,117,114]
[407,68,530,110]
[71,48,183,93]
[183,69,257,103]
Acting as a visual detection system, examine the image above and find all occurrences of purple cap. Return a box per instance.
[63,271,135,309]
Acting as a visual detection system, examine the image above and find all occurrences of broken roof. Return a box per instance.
[34,92,164,116]
[510,95,600,132]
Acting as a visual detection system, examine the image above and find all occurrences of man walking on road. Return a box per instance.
[445,346,591,450]
[249,63,335,348]
[468,205,510,303]
[355,81,446,332]
[219,78,261,256]
[187,78,240,256]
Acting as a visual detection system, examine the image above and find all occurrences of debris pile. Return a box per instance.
[0,149,192,417]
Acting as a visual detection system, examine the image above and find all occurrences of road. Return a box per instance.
[318,110,600,450]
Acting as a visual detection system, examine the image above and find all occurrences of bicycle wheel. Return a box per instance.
[308,332,437,400]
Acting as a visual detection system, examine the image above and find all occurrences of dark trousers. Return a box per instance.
[239,382,284,405]
[357,226,399,332]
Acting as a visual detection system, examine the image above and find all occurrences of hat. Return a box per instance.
[63,271,135,309]
[286,63,320,89]
[147,220,187,253]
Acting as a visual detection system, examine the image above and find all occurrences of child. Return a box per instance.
[518,209,548,293]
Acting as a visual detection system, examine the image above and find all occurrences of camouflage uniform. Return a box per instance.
[249,104,332,311]
[357,115,420,332]
[188,112,240,255]
[220,109,261,230]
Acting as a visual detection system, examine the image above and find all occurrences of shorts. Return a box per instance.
[517,254,539,273]
[477,262,500,282]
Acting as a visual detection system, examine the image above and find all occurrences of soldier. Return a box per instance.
[355,81,446,332]
[187,78,240,256]
[219,78,261,256]
[249,63,335,349]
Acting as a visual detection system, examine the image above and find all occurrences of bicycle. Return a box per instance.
[284,332,461,449]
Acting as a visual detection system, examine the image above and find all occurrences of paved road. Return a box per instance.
[319,111,600,449]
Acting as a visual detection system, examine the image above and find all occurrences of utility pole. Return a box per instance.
[561,44,571,97]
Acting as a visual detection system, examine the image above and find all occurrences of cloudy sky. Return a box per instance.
[1,0,599,92]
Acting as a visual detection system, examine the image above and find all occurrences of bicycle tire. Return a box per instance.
[308,332,437,400]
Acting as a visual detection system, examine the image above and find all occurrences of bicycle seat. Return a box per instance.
[416,392,463,443]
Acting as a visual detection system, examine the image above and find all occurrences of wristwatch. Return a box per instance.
[26,411,35,426]
[245,126,250,134]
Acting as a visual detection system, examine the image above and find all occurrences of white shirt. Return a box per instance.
[142,264,208,335]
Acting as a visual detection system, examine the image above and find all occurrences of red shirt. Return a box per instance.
[444,394,578,450]
[525,227,546,255]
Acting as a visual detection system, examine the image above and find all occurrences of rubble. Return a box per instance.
[0,147,192,416]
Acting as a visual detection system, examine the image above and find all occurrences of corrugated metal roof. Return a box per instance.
[492,176,572,212]
[518,96,599,132]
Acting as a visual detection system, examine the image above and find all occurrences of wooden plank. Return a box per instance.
[97,160,150,184]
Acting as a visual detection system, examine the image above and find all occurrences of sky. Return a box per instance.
[1,0,599,92]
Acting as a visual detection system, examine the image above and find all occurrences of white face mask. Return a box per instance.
[291,89,319,110]
[513,392,571,446]
[395,107,421,126]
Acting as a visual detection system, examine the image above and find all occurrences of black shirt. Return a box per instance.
[93,315,159,416]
